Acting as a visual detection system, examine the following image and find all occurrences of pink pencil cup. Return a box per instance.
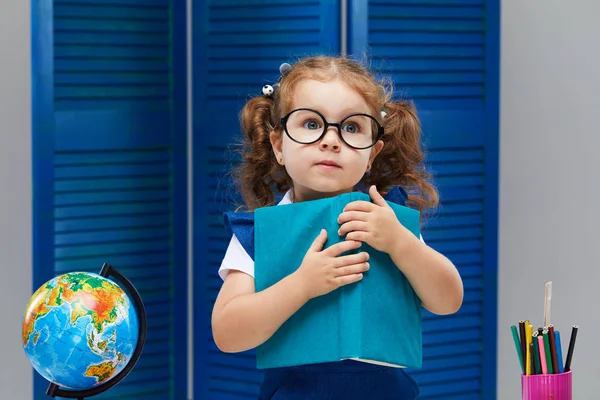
[521,371,572,400]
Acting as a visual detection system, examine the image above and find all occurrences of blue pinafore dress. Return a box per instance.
[223,187,421,400]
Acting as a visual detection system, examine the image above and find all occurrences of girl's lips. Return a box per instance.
[316,164,342,172]
[316,160,341,168]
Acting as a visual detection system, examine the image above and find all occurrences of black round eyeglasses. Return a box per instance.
[280,108,384,150]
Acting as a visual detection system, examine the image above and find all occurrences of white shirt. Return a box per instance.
[218,190,424,280]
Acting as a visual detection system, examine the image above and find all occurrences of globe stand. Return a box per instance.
[46,263,147,399]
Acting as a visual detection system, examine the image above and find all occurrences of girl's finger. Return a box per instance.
[338,221,369,237]
[308,229,328,252]
[334,262,370,278]
[338,211,369,224]
[335,252,370,267]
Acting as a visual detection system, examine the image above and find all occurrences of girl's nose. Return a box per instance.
[318,128,341,151]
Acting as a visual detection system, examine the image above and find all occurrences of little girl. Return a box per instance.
[212,56,464,399]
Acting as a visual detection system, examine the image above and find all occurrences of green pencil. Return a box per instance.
[511,325,524,374]
[532,331,542,374]
[543,330,554,374]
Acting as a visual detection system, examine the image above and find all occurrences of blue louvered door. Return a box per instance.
[32,0,188,399]
[349,0,499,399]
[192,1,341,398]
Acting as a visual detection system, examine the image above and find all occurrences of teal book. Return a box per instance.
[254,191,422,370]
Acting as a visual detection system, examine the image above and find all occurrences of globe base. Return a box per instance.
[46,383,88,400]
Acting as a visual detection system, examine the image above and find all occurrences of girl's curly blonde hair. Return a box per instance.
[232,55,438,214]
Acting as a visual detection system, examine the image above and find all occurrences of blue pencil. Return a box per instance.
[555,330,564,373]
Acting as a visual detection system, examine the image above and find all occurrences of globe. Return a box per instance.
[22,271,139,391]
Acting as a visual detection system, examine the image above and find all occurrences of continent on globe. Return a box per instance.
[22,272,139,391]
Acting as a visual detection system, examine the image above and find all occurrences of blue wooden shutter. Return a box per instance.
[192,1,340,398]
[349,0,499,398]
[32,0,188,398]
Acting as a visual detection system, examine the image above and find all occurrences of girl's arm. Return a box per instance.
[388,233,463,315]
[338,187,463,316]
[212,270,309,353]
[212,231,368,353]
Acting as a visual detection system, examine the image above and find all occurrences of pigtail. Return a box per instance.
[232,96,291,211]
[366,99,439,213]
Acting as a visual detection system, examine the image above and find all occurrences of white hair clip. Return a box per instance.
[381,111,388,119]
[262,85,274,96]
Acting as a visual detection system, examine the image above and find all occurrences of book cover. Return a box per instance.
[254,191,422,370]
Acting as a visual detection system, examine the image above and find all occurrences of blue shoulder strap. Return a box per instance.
[223,186,408,260]
[223,211,256,259]
[382,185,408,206]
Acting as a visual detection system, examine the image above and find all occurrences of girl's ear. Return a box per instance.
[270,130,284,165]
[368,140,384,166]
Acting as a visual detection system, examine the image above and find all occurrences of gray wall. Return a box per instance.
[0,0,32,398]
[499,0,600,398]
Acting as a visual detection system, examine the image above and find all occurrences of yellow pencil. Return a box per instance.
[525,322,533,375]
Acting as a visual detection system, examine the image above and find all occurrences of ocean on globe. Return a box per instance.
[22,272,139,391]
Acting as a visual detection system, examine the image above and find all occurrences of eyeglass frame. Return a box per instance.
[279,108,385,150]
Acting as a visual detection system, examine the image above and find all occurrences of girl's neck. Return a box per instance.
[291,185,355,203]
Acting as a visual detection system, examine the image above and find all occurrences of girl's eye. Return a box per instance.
[342,122,360,133]
[303,120,321,130]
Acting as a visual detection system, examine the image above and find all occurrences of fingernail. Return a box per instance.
[365,253,370,260]
[365,263,370,269]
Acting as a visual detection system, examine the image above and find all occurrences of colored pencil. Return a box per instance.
[538,335,548,374]
[511,325,524,374]
[519,320,527,369]
[543,329,553,374]
[548,324,559,373]
[532,331,541,375]
[525,323,533,375]
[555,330,564,373]
[529,342,536,375]
[564,325,578,372]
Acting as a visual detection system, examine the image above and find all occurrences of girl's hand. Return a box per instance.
[293,229,370,300]
[338,185,410,254]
